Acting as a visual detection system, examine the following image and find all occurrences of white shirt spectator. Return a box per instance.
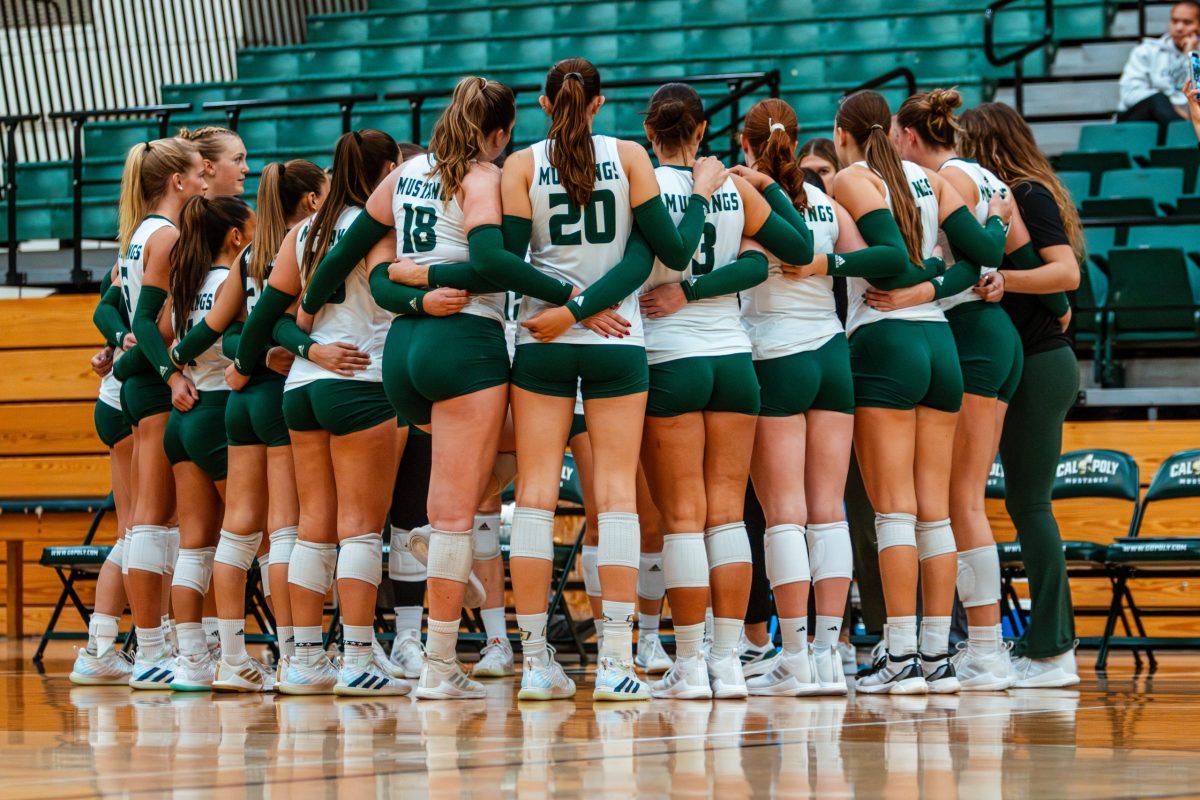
[1118,32,1192,111]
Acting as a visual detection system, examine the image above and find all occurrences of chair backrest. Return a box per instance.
[985,457,1005,500]
[1134,449,1200,538]
[1126,224,1200,255]
[1051,449,1140,541]
[1166,119,1197,148]
[1083,225,1116,263]
[1058,170,1092,204]
[1098,167,1184,204]
[500,451,584,508]
[1106,247,1199,332]
[1079,122,1157,160]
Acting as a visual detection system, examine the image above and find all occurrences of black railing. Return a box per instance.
[984,0,1055,115]
[203,94,377,134]
[47,103,193,286]
[2,114,42,287]
[844,67,918,99]
[384,70,781,164]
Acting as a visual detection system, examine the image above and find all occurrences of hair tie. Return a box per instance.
[769,122,786,133]
[277,162,286,177]
[352,131,363,144]
[564,71,584,83]
[870,124,885,132]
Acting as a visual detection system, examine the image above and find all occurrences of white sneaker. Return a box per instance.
[212,656,275,693]
[706,651,749,699]
[593,656,651,701]
[70,646,133,686]
[130,648,177,690]
[1012,648,1080,689]
[747,648,821,697]
[372,638,408,680]
[650,655,712,700]
[737,634,780,678]
[952,640,1015,691]
[170,651,216,692]
[855,643,926,695]
[921,652,961,694]
[634,634,673,674]
[335,655,412,696]
[518,647,576,701]
[838,641,858,675]
[407,525,486,608]
[389,634,425,679]
[811,643,849,695]
[277,653,339,695]
[473,637,515,678]
[417,654,486,699]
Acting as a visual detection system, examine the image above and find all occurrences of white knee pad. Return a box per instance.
[426,528,474,583]
[473,514,501,561]
[105,537,125,568]
[510,507,554,562]
[663,533,709,590]
[337,532,384,586]
[214,529,263,572]
[704,522,752,569]
[875,513,917,553]
[259,553,271,598]
[172,547,216,594]
[387,526,428,581]
[580,545,601,597]
[123,525,169,575]
[597,512,640,569]
[288,540,338,594]
[637,552,666,600]
[485,452,518,499]
[268,526,298,567]
[764,524,811,588]
[807,521,854,582]
[956,545,1001,608]
[916,519,957,562]
[164,526,180,575]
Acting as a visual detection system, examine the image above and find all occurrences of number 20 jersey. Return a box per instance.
[520,134,639,347]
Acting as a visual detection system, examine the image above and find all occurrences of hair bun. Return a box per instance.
[927,88,963,116]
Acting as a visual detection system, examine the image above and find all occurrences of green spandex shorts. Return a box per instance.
[164,391,230,480]
[647,353,760,417]
[282,379,395,436]
[94,400,132,448]
[946,301,1024,404]
[383,313,510,427]
[511,342,649,400]
[226,371,290,447]
[120,371,172,424]
[850,319,964,412]
[754,334,854,417]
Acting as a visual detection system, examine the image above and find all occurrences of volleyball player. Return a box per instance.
[178,126,250,198]
[798,138,841,185]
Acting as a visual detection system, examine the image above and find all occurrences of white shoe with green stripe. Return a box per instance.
[593,656,650,701]
[334,655,411,696]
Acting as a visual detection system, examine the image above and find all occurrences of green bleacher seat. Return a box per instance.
[1166,119,1197,148]
[1126,225,1200,256]
[1084,225,1117,265]
[1078,122,1158,163]
[1105,246,1200,341]
[1076,260,1108,341]
[1058,170,1092,205]
[1083,167,1185,218]
[1055,153,1131,197]
[1148,147,1200,193]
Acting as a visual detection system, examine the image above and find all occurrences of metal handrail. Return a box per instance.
[983,0,1055,114]
[843,67,917,98]
[46,103,193,286]
[2,113,42,287]
[203,93,377,133]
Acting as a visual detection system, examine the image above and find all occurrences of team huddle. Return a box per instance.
[72,55,1085,703]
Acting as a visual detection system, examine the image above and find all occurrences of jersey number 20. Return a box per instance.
[548,189,616,246]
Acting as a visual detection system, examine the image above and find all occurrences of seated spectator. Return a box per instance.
[1117,0,1200,140]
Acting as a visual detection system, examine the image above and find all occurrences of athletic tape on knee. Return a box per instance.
[704,522,752,569]
[486,452,517,499]
[807,521,854,582]
[268,526,298,567]
[124,525,169,575]
[214,529,263,571]
[336,532,383,586]
[287,540,338,594]
[580,545,601,597]
[956,544,1001,608]
[259,553,271,597]
[764,524,811,588]
[509,506,554,562]
[663,533,709,590]
[172,546,216,594]
[637,552,666,600]
[426,528,474,583]
[164,527,180,575]
[473,514,501,561]
[597,512,640,569]
[105,537,125,568]
[916,518,957,562]
[875,513,917,553]
[388,526,427,581]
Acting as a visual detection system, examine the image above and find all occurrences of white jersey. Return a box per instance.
[286,206,390,389]
[177,267,233,392]
[118,215,175,321]
[239,245,266,316]
[845,160,945,335]
[936,157,1008,312]
[520,134,639,346]
[741,182,844,359]
[393,154,505,324]
[98,365,122,410]
[641,166,749,364]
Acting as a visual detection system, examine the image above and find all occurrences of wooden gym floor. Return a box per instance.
[4,641,1200,798]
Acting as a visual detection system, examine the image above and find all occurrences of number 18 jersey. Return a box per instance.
[520,134,639,347]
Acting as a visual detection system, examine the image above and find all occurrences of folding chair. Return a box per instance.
[1101,449,1200,671]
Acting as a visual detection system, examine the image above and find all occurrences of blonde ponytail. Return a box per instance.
[117,137,197,254]
[428,76,515,205]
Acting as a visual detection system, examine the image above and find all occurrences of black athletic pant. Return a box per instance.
[1117,92,1184,143]
[744,483,774,626]
[387,427,432,608]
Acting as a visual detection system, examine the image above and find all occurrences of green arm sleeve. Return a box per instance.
[827,209,911,280]
[300,212,391,314]
[234,284,294,375]
[221,321,243,361]
[131,285,175,381]
[762,183,814,243]
[113,344,151,381]
[680,250,769,302]
[567,229,655,321]
[369,262,429,315]
[1008,243,1072,316]
[752,209,815,266]
[941,206,1005,268]
[170,320,221,366]
[632,194,709,270]
[930,246,983,300]
[428,225,574,303]
[272,314,317,359]
[425,261,506,294]
[93,283,129,349]
[502,214,531,256]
